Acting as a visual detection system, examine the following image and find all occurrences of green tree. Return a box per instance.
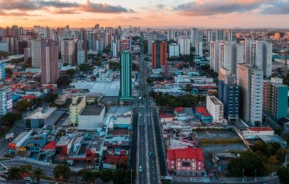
[78,63,90,71]
[78,169,98,184]
[44,92,58,103]
[7,167,22,183]
[268,155,279,175]
[100,169,112,183]
[277,165,289,184]
[57,76,71,86]
[1,112,21,126]
[33,168,44,183]
[15,100,31,112]
[53,164,71,180]
[66,69,76,78]
[146,78,153,85]
[185,84,191,92]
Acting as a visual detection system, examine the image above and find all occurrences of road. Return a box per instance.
[136,41,160,184]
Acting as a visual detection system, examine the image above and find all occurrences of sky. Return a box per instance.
[1,0,289,28]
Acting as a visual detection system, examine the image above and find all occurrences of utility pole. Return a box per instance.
[131,169,132,184]
[242,168,244,182]
[255,169,257,182]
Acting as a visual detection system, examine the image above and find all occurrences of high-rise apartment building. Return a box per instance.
[238,64,263,125]
[147,33,156,55]
[31,39,41,67]
[207,30,213,46]
[17,40,27,54]
[61,39,76,65]
[0,41,8,52]
[69,96,86,126]
[225,29,233,41]
[120,50,132,102]
[216,29,226,41]
[218,74,239,123]
[41,40,59,84]
[263,78,288,120]
[210,40,223,72]
[152,41,167,69]
[190,28,199,48]
[0,86,12,117]
[87,32,95,51]
[77,50,86,65]
[167,29,175,41]
[169,43,180,57]
[178,37,190,55]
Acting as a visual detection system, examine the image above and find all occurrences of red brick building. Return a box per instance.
[167,148,205,177]
[152,41,167,69]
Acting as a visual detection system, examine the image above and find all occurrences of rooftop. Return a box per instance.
[80,105,104,116]
[11,131,31,144]
[25,107,57,120]
[167,148,204,161]
[248,127,274,132]
[56,136,74,146]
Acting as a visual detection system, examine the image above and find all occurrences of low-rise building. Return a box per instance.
[167,148,205,177]
[78,105,105,130]
[69,96,86,126]
[24,107,63,128]
[206,95,224,124]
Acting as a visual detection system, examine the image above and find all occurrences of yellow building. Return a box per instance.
[69,96,86,126]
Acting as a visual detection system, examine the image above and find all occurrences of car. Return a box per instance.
[139,166,143,172]
[148,152,153,157]
[24,177,32,181]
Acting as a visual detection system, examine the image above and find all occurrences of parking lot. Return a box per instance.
[195,129,240,140]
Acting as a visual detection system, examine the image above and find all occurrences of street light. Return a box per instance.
[255,169,257,182]
[242,168,244,182]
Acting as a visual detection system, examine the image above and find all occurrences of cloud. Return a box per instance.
[0,10,33,16]
[260,1,289,15]
[156,4,166,10]
[174,0,273,16]
[49,8,79,14]
[0,0,133,14]
[147,14,164,19]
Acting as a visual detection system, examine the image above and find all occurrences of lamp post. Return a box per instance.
[255,169,257,182]
[131,169,133,184]
[242,168,244,182]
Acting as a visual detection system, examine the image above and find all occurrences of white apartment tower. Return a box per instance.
[31,39,41,68]
[206,95,224,123]
[169,43,180,57]
[167,29,175,41]
[178,37,190,55]
[238,64,263,125]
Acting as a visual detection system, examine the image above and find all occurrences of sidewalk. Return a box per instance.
[172,176,210,183]
[219,175,279,183]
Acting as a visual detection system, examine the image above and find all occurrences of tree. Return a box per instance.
[15,100,31,112]
[19,164,32,176]
[7,167,22,183]
[277,165,289,184]
[53,164,71,180]
[146,78,153,85]
[100,169,112,183]
[78,169,98,184]
[112,169,135,184]
[33,168,44,183]
[1,112,21,126]
[5,68,13,77]
[78,63,90,71]
[44,92,58,103]
[63,63,69,66]
[185,84,191,92]
[268,155,279,175]
[57,76,71,86]
[66,69,76,78]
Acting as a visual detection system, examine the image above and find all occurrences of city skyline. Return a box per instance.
[1,0,289,28]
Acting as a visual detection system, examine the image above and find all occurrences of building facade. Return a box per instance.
[61,39,76,65]
[69,96,86,126]
[178,37,190,55]
[238,64,263,125]
[120,50,132,102]
[206,95,224,123]
[218,75,239,123]
[263,78,288,120]
[169,43,180,57]
[167,148,205,177]
[0,87,12,117]
[152,41,167,69]
[41,40,59,84]
[32,39,41,68]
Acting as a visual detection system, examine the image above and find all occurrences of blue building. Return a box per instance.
[0,60,5,80]
[218,75,239,123]
[120,50,132,102]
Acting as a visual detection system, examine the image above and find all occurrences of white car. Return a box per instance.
[24,177,32,181]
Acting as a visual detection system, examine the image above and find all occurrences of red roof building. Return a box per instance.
[167,148,205,177]
[41,141,56,151]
